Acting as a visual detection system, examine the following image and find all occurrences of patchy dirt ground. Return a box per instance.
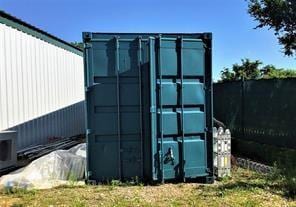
[0,168,295,207]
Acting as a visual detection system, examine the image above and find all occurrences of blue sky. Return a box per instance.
[1,0,295,80]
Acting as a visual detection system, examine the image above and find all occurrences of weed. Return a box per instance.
[106,178,144,188]
[105,179,122,191]
[125,176,144,187]
[68,173,78,187]
[243,199,259,207]
[267,161,296,198]
[110,179,122,186]
[220,175,232,183]
[3,186,36,197]
[71,198,86,207]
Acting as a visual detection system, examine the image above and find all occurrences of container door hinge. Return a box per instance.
[83,32,92,42]
[204,86,211,92]
[150,106,156,113]
[85,86,91,92]
[86,129,93,135]
[206,168,211,173]
[84,43,92,49]
[86,83,99,92]
[158,150,162,161]
[87,171,93,177]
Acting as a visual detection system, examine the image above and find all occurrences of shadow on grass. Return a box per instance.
[218,181,266,191]
[215,169,295,200]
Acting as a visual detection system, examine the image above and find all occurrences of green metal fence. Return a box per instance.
[214,79,296,150]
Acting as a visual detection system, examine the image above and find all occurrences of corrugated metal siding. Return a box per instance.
[0,22,85,150]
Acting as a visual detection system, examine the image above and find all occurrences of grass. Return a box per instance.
[0,168,295,207]
[267,161,296,198]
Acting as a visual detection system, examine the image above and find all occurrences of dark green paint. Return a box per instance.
[232,138,296,166]
[214,79,296,149]
[84,33,213,182]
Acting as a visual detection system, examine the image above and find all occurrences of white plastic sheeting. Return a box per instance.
[0,143,86,190]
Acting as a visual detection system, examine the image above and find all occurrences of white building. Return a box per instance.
[0,11,85,151]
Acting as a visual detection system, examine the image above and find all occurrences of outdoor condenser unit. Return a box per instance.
[0,131,17,170]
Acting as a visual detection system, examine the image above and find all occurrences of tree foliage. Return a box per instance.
[71,42,83,50]
[232,59,262,80]
[220,59,262,82]
[247,0,296,56]
[220,68,235,82]
[219,58,296,82]
[261,64,296,78]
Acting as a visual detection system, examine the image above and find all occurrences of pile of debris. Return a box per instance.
[17,136,84,161]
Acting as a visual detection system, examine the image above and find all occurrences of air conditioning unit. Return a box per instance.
[0,131,17,170]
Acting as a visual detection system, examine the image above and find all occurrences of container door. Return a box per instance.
[149,36,208,181]
[85,35,144,181]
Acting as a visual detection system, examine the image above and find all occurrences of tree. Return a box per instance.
[232,59,262,80]
[261,64,296,78]
[220,68,235,82]
[71,42,83,50]
[219,58,262,82]
[247,0,296,56]
[260,64,279,78]
[219,59,296,82]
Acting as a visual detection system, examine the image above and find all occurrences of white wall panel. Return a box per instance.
[0,22,85,150]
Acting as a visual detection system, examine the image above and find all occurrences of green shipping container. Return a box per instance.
[83,33,213,183]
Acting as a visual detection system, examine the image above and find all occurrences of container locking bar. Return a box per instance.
[114,36,122,180]
[137,36,144,178]
[178,36,186,181]
[148,37,157,181]
[157,35,164,183]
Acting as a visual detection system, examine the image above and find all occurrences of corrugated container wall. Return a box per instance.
[0,12,85,150]
[84,33,213,183]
